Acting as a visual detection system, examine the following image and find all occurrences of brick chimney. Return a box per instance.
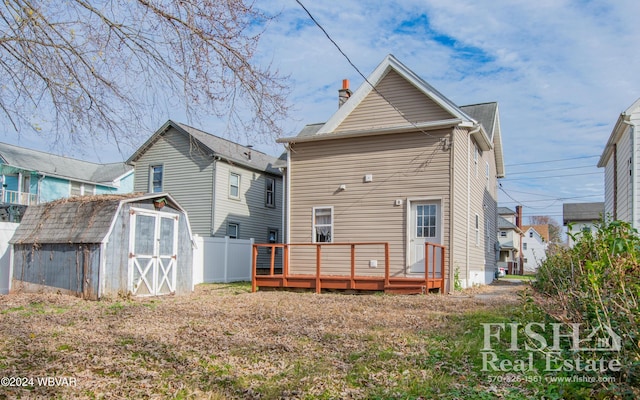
[515,205,522,229]
[338,79,352,108]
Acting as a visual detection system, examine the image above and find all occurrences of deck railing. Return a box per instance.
[1,189,38,205]
[252,242,445,294]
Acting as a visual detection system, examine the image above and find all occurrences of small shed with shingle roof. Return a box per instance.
[9,193,193,299]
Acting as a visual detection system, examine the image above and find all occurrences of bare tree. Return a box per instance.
[0,0,289,154]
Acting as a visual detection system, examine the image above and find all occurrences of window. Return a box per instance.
[150,165,163,193]
[524,258,528,264]
[529,231,534,238]
[268,228,278,243]
[416,204,437,238]
[265,177,275,207]
[229,173,240,199]
[485,161,490,179]
[523,243,527,250]
[475,214,480,246]
[70,181,95,197]
[227,223,239,238]
[500,231,507,237]
[313,207,333,243]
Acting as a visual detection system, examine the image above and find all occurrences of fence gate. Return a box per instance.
[128,208,178,296]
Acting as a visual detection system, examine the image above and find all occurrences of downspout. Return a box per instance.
[286,145,292,244]
[211,156,219,236]
[466,132,471,288]
[448,132,455,293]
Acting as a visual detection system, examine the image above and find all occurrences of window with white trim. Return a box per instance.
[523,242,527,250]
[70,181,95,197]
[475,214,480,246]
[227,222,239,239]
[313,207,333,243]
[485,161,490,180]
[265,177,275,207]
[500,231,507,237]
[229,172,240,199]
[150,165,163,193]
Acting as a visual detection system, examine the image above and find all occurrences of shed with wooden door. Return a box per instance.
[9,193,193,299]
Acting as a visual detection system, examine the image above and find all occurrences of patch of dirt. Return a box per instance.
[0,282,527,399]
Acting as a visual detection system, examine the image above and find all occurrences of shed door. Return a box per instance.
[409,201,441,273]
[129,209,179,296]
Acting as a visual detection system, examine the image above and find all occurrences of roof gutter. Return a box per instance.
[278,119,463,144]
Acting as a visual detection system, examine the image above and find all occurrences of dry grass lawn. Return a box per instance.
[0,282,525,399]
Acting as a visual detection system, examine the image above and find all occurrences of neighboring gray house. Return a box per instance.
[10,193,193,299]
[563,202,604,247]
[127,120,283,243]
[0,142,133,221]
[598,97,640,228]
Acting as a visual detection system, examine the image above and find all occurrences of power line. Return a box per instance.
[506,164,599,176]
[295,0,441,140]
[500,194,603,203]
[504,155,600,167]
[501,171,602,181]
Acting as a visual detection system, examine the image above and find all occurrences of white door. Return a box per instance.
[410,201,441,274]
[129,209,178,296]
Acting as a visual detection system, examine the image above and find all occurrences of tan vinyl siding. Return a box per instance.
[450,127,471,283]
[336,70,454,132]
[213,161,283,242]
[132,127,215,236]
[289,130,451,278]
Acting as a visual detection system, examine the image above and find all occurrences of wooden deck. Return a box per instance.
[252,242,446,294]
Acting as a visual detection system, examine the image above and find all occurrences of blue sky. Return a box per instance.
[2,0,640,226]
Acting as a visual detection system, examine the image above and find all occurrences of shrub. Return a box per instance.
[534,220,640,397]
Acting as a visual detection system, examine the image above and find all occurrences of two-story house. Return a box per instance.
[497,206,523,274]
[126,120,283,244]
[0,142,133,221]
[598,97,640,228]
[521,225,549,273]
[257,54,505,293]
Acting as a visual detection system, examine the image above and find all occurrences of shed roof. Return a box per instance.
[0,142,132,186]
[562,202,605,225]
[498,216,519,230]
[498,207,516,215]
[9,193,185,244]
[127,120,282,176]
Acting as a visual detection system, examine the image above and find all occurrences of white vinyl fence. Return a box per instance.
[0,222,19,294]
[192,236,254,285]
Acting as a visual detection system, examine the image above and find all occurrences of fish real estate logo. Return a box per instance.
[480,322,622,374]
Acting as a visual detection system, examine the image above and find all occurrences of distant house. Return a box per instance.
[521,225,549,273]
[598,97,640,228]
[563,202,604,246]
[0,142,133,221]
[497,206,523,274]
[268,54,505,292]
[127,120,283,243]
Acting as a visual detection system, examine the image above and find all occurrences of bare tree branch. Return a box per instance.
[0,0,290,155]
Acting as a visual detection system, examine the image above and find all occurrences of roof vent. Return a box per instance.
[244,145,253,161]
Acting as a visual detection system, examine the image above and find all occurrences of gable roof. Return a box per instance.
[127,120,281,176]
[278,55,505,178]
[0,142,132,187]
[9,193,189,245]
[498,216,520,231]
[498,207,516,215]
[522,224,550,242]
[562,202,605,225]
[598,97,640,168]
